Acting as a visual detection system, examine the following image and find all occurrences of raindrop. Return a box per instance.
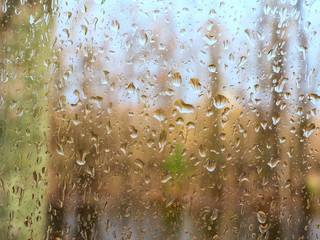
[308,93,320,104]
[238,56,247,67]
[137,30,148,45]
[153,108,165,122]
[172,72,182,87]
[275,77,287,93]
[268,156,280,169]
[127,82,136,93]
[111,20,120,31]
[189,78,201,93]
[161,172,172,183]
[134,158,145,169]
[303,123,315,137]
[213,94,229,109]
[257,211,267,224]
[205,160,216,172]
[208,64,217,73]
[76,151,89,166]
[159,130,167,152]
[174,99,194,113]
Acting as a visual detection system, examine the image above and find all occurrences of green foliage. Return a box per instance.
[164,144,193,183]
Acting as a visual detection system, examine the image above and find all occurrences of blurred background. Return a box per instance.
[1,0,320,239]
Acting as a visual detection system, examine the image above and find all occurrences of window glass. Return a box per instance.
[1,0,320,239]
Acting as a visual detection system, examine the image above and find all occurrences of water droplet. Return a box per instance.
[213,94,229,109]
[161,172,172,183]
[189,78,201,93]
[199,144,207,158]
[208,64,217,73]
[268,156,280,168]
[161,88,175,96]
[204,34,217,45]
[76,151,89,166]
[273,65,281,73]
[272,115,280,125]
[303,123,315,137]
[153,108,165,122]
[159,130,167,152]
[206,160,216,172]
[308,93,320,104]
[174,99,194,113]
[106,120,112,134]
[134,158,145,169]
[209,8,217,18]
[81,25,88,35]
[186,121,195,129]
[129,125,138,138]
[102,70,110,84]
[176,117,184,125]
[172,72,182,87]
[145,174,151,184]
[257,211,267,224]
[137,30,148,45]
[211,208,218,221]
[275,77,287,93]
[111,20,120,31]
[283,179,291,188]
[238,56,247,67]
[128,82,136,93]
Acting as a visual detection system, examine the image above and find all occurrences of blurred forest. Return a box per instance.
[1,0,320,239]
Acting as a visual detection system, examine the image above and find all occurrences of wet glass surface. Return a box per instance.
[1,0,320,239]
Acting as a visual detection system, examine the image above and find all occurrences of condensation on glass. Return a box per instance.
[0,0,320,239]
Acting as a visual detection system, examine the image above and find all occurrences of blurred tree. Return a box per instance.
[0,0,53,239]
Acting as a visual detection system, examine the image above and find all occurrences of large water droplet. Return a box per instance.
[213,94,229,109]
[174,99,194,113]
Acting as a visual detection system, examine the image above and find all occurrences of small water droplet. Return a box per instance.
[76,151,89,166]
[257,211,267,224]
[134,158,145,169]
[153,108,165,122]
[137,30,148,45]
[128,82,136,93]
[205,160,216,172]
[268,156,280,168]
[275,77,287,93]
[111,20,120,31]
[159,130,167,152]
[303,123,315,137]
[208,64,217,73]
[172,72,182,87]
[161,172,172,183]
[238,56,247,67]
